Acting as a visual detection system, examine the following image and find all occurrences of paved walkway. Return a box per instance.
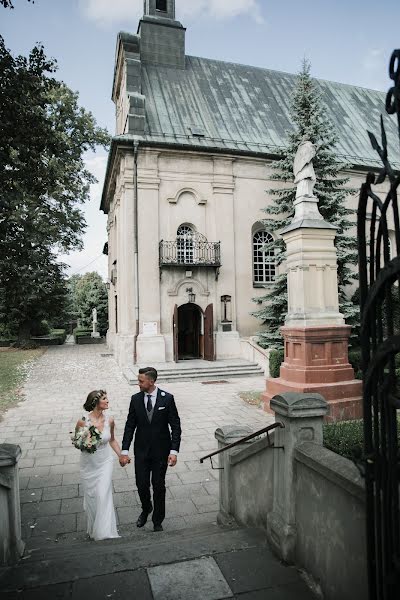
[0,345,272,548]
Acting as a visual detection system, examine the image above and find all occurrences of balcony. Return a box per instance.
[159,237,221,280]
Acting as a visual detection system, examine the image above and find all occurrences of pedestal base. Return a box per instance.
[263,326,362,422]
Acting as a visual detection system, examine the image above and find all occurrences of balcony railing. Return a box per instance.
[159,240,221,267]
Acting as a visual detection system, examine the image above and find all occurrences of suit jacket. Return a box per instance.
[121,388,181,459]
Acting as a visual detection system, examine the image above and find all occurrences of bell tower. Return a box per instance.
[143,0,175,20]
[139,0,186,69]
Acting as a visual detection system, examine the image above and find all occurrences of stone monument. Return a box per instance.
[263,141,362,421]
[91,307,100,338]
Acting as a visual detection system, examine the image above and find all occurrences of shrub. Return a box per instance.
[323,417,400,462]
[51,329,67,344]
[31,320,51,336]
[269,348,284,378]
[348,349,362,380]
[323,419,365,461]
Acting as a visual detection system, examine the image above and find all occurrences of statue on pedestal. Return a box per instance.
[293,140,316,198]
[91,308,100,338]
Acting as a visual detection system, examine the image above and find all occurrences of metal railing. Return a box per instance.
[159,240,221,267]
[199,422,284,468]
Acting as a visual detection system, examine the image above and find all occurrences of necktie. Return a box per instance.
[147,394,152,412]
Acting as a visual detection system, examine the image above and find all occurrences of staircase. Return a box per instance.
[0,523,316,599]
[124,359,264,384]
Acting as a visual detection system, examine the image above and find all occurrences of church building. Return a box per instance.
[101,0,397,369]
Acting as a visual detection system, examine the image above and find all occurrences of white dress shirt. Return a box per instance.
[121,386,178,456]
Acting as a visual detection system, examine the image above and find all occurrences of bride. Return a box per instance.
[75,390,124,541]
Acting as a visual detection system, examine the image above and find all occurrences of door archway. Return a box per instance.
[177,303,202,360]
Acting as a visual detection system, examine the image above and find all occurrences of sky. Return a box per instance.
[2,0,400,280]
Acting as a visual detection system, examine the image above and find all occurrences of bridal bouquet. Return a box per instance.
[70,425,102,454]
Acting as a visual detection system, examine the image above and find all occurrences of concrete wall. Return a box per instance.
[216,393,370,600]
[228,435,274,529]
[294,442,367,600]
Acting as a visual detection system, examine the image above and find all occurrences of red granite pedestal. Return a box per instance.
[263,325,362,422]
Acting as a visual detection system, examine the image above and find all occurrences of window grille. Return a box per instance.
[177,225,194,264]
[253,231,275,283]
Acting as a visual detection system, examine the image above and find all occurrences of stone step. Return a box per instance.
[124,363,263,384]
[0,524,266,590]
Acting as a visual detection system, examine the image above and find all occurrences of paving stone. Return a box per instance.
[148,556,233,600]
[113,491,139,508]
[35,456,65,467]
[42,484,79,501]
[72,570,153,600]
[234,581,315,600]
[20,466,51,478]
[30,514,77,536]
[49,463,80,475]
[169,483,209,499]
[183,511,218,527]
[28,474,63,489]
[22,499,61,519]
[113,478,137,493]
[165,499,198,518]
[117,506,138,525]
[215,547,300,595]
[19,489,43,504]
[61,473,80,485]
[178,470,217,485]
[60,497,84,514]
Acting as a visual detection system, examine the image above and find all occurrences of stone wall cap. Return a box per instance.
[270,392,328,418]
[215,425,254,443]
[281,219,337,234]
[0,444,22,467]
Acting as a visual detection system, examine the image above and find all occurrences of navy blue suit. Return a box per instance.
[122,388,181,525]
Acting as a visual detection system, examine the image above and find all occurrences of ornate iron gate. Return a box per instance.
[358,49,400,599]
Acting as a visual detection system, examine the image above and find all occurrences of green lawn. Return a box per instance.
[0,348,45,418]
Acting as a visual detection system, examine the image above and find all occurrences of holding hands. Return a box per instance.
[119,455,131,467]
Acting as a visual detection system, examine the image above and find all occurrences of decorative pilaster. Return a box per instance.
[267,392,327,562]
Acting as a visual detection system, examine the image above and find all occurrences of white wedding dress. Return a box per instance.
[80,413,120,540]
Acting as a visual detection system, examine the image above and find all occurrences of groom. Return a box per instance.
[119,367,181,532]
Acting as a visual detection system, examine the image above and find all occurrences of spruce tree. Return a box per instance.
[252,60,358,348]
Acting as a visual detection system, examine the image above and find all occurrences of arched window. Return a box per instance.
[253,231,275,284]
[177,225,194,264]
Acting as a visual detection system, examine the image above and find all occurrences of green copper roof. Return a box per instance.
[138,55,398,168]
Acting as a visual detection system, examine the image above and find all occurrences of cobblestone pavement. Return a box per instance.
[0,344,273,548]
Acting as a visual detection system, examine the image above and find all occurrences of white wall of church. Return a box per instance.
[106,145,393,367]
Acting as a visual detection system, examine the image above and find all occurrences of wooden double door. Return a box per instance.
[173,303,214,362]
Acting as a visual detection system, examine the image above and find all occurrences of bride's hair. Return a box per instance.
[84,390,106,412]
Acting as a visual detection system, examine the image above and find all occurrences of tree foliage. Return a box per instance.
[252,60,358,348]
[0,36,109,342]
[1,1,33,8]
[73,272,109,336]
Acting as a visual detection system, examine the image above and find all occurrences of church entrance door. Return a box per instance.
[176,303,202,360]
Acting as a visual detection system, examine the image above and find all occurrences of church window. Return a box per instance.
[177,225,194,264]
[156,0,167,12]
[253,231,275,284]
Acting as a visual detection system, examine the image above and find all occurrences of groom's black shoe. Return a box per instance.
[153,524,163,532]
[136,504,153,528]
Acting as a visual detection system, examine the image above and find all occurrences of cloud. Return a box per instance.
[79,0,141,27]
[80,0,264,27]
[180,0,264,23]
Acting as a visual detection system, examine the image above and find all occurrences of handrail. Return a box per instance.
[199,422,285,464]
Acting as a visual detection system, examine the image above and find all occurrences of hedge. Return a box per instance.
[269,349,284,378]
[323,417,400,462]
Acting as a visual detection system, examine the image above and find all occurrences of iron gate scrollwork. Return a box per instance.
[358,49,400,600]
